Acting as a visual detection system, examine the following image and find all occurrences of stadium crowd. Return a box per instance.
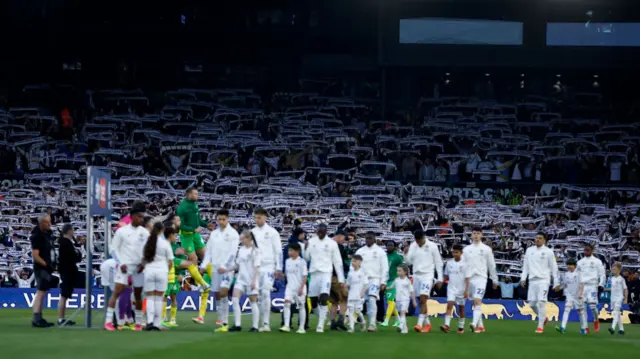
[1,80,640,320]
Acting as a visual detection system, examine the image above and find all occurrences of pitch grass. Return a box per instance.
[1,310,638,359]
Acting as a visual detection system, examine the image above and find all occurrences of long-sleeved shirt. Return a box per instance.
[576,255,606,287]
[201,225,240,270]
[176,199,208,233]
[355,245,389,283]
[306,235,345,283]
[251,223,283,272]
[110,224,150,266]
[405,240,444,282]
[462,242,498,283]
[520,245,559,287]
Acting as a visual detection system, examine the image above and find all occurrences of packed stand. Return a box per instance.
[0,81,639,308]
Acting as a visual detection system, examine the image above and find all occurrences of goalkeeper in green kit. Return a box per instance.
[176,188,214,291]
[381,241,404,327]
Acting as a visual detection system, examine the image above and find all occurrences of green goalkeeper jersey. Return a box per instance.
[387,251,404,285]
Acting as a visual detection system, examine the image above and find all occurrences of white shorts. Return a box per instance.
[308,272,332,297]
[527,280,550,303]
[396,299,410,313]
[235,280,259,296]
[347,299,364,312]
[284,286,307,307]
[564,295,579,309]
[366,278,382,299]
[211,272,234,292]
[610,298,623,311]
[582,285,599,304]
[114,264,144,288]
[259,270,275,294]
[469,277,487,300]
[447,287,465,305]
[143,270,168,292]
[414,275,434,297]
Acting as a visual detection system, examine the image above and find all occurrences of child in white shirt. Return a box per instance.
[387,264,416,334]
[346,255,367,333]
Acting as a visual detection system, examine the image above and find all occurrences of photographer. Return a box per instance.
[57,224,82,326]
[30,214,56,328]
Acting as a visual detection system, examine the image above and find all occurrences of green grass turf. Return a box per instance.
[1,309,637,359]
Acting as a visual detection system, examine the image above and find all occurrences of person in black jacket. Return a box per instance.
[57,224,82,326]
[30,214,56,328]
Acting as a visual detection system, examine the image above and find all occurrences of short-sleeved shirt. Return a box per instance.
[30,227,54,271]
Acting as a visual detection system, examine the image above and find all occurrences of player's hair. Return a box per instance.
[472,226,483,233]
[241,230,258,248]
[164,226,176,239]
[452,244,463,252]
[414,229,425,240]
[130,201,146,215]
[253,207,268,216]
[352,254,363,261]
[288,242,301,252]
[143,222,165,264]
[613,262,622,270]
[537,232,548,241]
[398,264,409,274]
[185,187,197,195]
[566,258,577,266]
[217,209,230,218]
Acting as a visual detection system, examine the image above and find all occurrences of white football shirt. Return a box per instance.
[610,275,627,302]
[392,277,414,303]
[235,246,261,285]
[347,268,366,301]
[285,257,308,292]
[445,259,469,292]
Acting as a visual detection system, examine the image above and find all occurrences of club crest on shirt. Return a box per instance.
[139,233,145,242]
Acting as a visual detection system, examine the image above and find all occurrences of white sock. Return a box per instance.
[146,296,155,326]
[459,317,465,328]
[135,310,144,326]
[537,301,547,328]
[318,305,328,329]
[261,292,271,327]
[349,309,356,330]
[530,301,539,316]
[579,307,588,329]
[444,314,452,326]
[590,304,598,323]
[232,297,242,327]
[283,302,292,327]
[424,313,431,325]
[561,307,571,328]
[105,307,115,325]
[251,301,260,329]
[154,296,163,328]
[298,301,307,329]
[218,298,229,325]
[612,310,619,330]
[367,297,377,327]
[418,314,426,327]
[400,314,406,330]
[472,306,481,327]
[357,311,366,327]
[618,311,624,331]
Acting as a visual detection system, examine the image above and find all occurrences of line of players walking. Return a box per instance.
[102,188,629,335]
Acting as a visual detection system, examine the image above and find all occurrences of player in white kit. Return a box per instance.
[346,254,367,333]
[387,264,416,334]
[306,223,345,333]
[200,209,240,331]
[355,232,389,332]
[441,244,470,334]
[606,262,628,335]
[405,229,444,333]
[280,242,308,334]
[142,222,174,331]
[520,232,559,334]
[104,202,150,331]
[463,227,498,333]
[229,230,262,332]
[576,242,606,334]
[555,258,583,334]
[251,208,283,332]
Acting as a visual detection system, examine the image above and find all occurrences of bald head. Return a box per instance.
[38,214,51,232]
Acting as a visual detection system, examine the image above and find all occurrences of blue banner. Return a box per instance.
[88,167,111,216]
[0,289,632,324]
